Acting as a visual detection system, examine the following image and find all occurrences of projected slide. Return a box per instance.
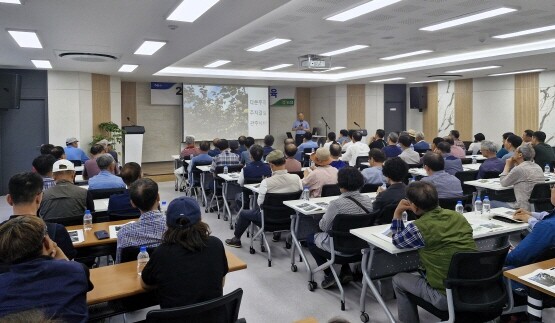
[182,84,269,141]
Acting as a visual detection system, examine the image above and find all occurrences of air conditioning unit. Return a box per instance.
[298,54,332,71]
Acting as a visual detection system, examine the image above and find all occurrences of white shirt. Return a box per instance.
[341,141,370,166]
[399,148,421,165]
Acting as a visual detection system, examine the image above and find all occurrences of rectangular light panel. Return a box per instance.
[167,0,219,22]
[204,60,231,68]
[263,64,293,71]
[488,69,546,77]
[31,60,52,69]
[321,45,368,56]
[380,50,433,60]
[493,25,555,39]
[8,30,42,48]
[134,41,166,55]
[445,66,501,73]
[409,79,444,84]
[326,0,402,22]
[118,64,138,72]
[420,7,517,31]
[370,77,405,83]
[0,0,21,4]
[247,38,291,52]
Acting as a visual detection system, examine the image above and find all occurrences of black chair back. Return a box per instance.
[261,191,302,231]
[438,195,470,210]
[302,148,314,167]
[89,188,126,200]
[46,215,84,226]
[455,170,478,195]
[407,163,422,169]
[355,156,368,168]
[482,171,501,179]
[321,184,341,197]
[69,159,82,167]
[330,214,376,255]
[529,183,553,212]
[286,132,293,139]
[289,171,304,179]
[120,246,158,263]
[146,288,243,323]
[463,141,472,150]
[190,160,212,186]
[360,183,380,193]
[375,204,397,225]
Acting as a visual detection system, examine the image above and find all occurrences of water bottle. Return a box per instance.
[483,196,491,214]
[223,165,228,174]
[545,164,551,174]
[161,201,167,214]
[302,186,310,201]
[474,197,483,214]
[455,201,464,214]
[472,156,477,164]
[409,176,416,183]
[381,182,387,190]
[137,246,149,275]
[401,211,408,224]
[83,209,92,231]
[312,148,315,153]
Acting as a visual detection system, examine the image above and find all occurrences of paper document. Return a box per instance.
[470,220,505,234]
[372,227,394,243]
[108,221,136,239]
[521,268,555,293]
[295,202,325,212]
[68,229,84,244]
[490,209,524,223]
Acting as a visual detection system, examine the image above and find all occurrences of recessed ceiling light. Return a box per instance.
[380,50,433,60]
[31,60,52,69]
[445,66,501,73]
[247,38,291,52]
[204,60,231,68]
[321,45,368,56]
[409,79,444,84]
[262,64,293,71]
[420,7,517,31]
[118,64,138,72]
[134,41,166,55]
[326,0,402,22]
[8,30,42,48]
[0,0,21,4]
[167,0,219,22]
[370,77,405,83]
[493,25,555,39]
[317,66,346,73]
[488,69,546,77]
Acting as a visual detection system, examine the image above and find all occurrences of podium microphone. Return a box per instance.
[354,121,361,129]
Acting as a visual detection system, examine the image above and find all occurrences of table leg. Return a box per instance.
[222,181,232,221]
[360,247,396,323]
[527,289,543,322]
[200,173,208,210]
[290,212,311,275]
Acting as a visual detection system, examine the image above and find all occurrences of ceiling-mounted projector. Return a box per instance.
[298,54,331,71]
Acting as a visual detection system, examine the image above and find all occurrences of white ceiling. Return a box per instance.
[2,0,555,86]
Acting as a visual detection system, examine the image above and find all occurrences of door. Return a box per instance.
[384,102,406,134]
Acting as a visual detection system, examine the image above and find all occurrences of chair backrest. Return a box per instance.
[69,159,82,167]
[45,215,84,226]
[360,183,380,193]
[355,156,368,167]
[286,132,293,139]
[244,177,262,185]
[482,171,501,179]
[330,214,376,254]
[463,141,472,150]
[289,171,304,179]
[120,246,158,263]
[438,195,469,210]
[375,204,397,225]
[529,183,553,212]
[146,288,243,323]
[214,164,243,175]
[455,170,478,195]
[261,191,302,229]
[89,188,126,200]
[321,184,341,197]
[302,148,314,166]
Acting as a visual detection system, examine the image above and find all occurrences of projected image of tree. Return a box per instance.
[183,85,248,140]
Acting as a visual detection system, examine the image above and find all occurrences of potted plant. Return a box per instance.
[91,122,124,147]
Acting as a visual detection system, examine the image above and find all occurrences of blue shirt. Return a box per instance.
[413,140,430,151]
[188,153,213,185]
[295,140,319,161]
[207,149,220,157]
[263,146,275,157]
[64,146,89,163]
[88,170,126,190]
[496,147,508,159]
[477,157,505,179]
[421,170,463,199]
[361,166,386,185]
[506,211,555,268]
[107,190,140,218]
[330,160,347,170]
[443,154,463,175]
[240,150,252,165]
[292,120,309,135]
[382,145,402,158]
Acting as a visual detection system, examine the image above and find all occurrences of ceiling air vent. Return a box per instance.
[58,52,118,63]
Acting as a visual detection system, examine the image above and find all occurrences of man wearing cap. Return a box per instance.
[225,150,303,248]
[303,148,339,198]
[88,154,126,190]
[64,137,89,163]
[97,139,119,164]
[116,178,166,263]
[141,197,228,309]
[39,159,95,221]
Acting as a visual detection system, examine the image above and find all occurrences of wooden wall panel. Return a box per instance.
[454,79,473,141]
[514,73,539,136]
[296,87,311,125]
[423,82,438,139]
[121,82,137,127]
[92,74,111,135]
[347,84,365,128]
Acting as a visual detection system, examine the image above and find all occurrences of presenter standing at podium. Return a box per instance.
[292,112,310,146]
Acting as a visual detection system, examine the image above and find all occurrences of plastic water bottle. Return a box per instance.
[455,201,464,214]
[545,164,551,174]
[381,182,387,190]
[312,148,315,153]
[137,246,149,275]
[302,186,310,201]
[483,196,491,214]
[83,209,92,231]
[474,197,483,214]
[223,165,228,174]
[401,211,408,224]
[472,156,477,164]
[161,201,167,214]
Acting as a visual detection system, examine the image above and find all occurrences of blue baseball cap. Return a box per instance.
[166,197,201,228]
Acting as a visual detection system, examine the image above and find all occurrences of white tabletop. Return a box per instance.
[171,154,180,160]
[462,163,481,171]
[75,166,84,172]
[361,162,370,166]
[94,198,109,212]
[283,192,378,216]
[196,165,211,172]
[465,174,555,191]
[408,168,428,177]
[218,172,241,181]
[74,175,86,183]
[243,183,261,194]
[350,207,528,254]
[463,155,486,160]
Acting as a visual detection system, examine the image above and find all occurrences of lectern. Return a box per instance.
[123,126,145,165]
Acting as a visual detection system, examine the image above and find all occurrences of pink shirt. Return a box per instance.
[450,145,466,159]
[302,165,339,198]
[285,157,302,173]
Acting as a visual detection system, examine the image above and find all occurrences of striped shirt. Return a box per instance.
[42,177,56,190]
[115,210,166,263]
[391,219,425,249]
[210,150,241,172]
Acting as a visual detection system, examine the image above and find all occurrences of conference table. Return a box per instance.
[217,172,241,226]
[408,163,481,177]
[465,173,555,191]
[196,165,211,208]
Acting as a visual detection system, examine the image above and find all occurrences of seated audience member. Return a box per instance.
[362,149,387,185]
[324,132,337,149]
[64,137,89,163]
[237,145,272,186]
[391,181,476,323]
[341,131,370,166]
[369,129,387,150]
[303,148,339,198]
[88,154,126,190]
[284,144,302,173]
[283,137,295,147]
[329,143,347,170]
[295,132,319,161]
[40,143,55,155]
[141,197,228,309]
[496,132,514,159]
[373,157,408,213]
[436,142,463,175]
[467,132,485,155]
[97,139,119,164]
[477,140,505,179]
[443,136,465,159]
[532,130,555,169]
[107,162,142,217]
[115,178,166,263]
[502,134,523,161]
[263,135,275,157]
[0,216,93,322]
[341,130,355,151]
[492,143,545,210]
[240,136,255,165]
[225,150,303,248]
[522,129,534,143]
[32,154,56,190]
[39,160,95,221]
[187,141,213,186]
[449,129,466,150]
[50,145,66,160]
[208,138,221,157]
[237,135,247,153]
[82,144,105,180]
[229,140,240,156]
[308,167,373,289]
[180,135,200,158]
[430,137,444,152]
[398,135,420,165]
[337,129,350,145]
[421,152,463,199]
[210,139,241,173]
[7,172,76,259]
[382,132,402,158]
[413,131,430,151]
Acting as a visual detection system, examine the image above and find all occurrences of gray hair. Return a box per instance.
[517,143,535,161]
[415,131,425,141]
[185,135,195,145]
[96,153,115,170]
[480,140,497,153]
[387,132,399,143]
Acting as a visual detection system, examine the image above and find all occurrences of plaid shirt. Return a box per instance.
[210,149,241,172]
[115,210,166,263]
[42,177,56,190]
[390,219,425,249]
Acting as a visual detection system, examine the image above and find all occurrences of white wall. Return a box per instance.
[310,85,338,133]
[365,84,384,135]
[269,87,297,147]
[539,71,555,145]
[335,85,347,132]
